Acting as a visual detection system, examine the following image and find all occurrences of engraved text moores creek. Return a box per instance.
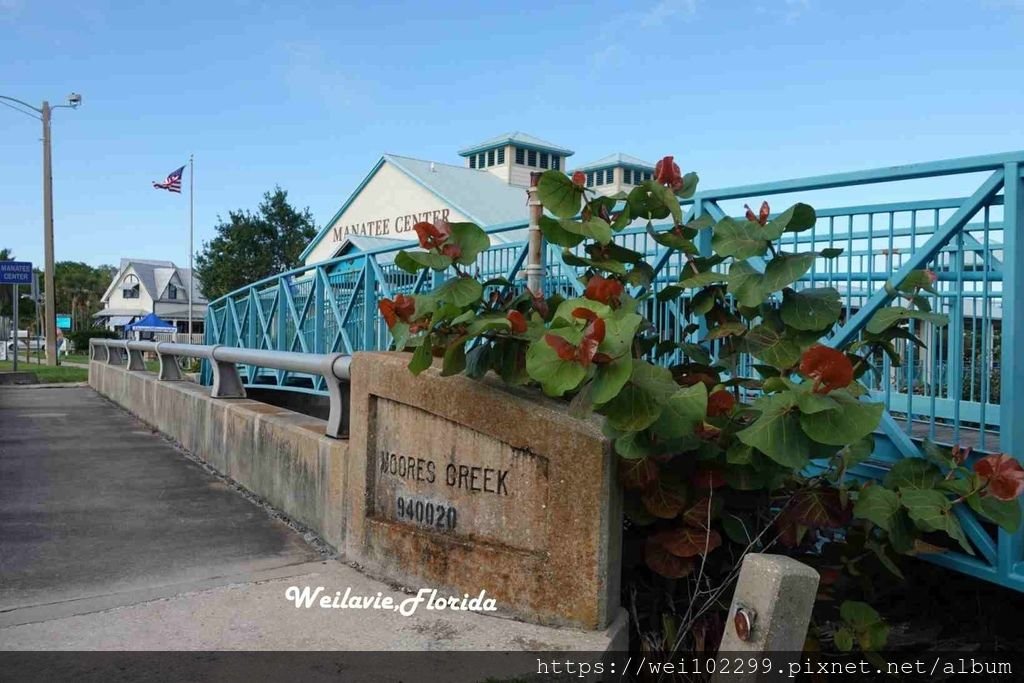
[379,450,510,496]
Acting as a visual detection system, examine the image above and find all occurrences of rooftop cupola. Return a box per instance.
[572,153,655,197]
[458,132,574,188]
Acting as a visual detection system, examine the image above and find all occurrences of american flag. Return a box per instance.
[153,165,185,193]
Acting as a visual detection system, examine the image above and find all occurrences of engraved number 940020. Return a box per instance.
[396,497,457,532]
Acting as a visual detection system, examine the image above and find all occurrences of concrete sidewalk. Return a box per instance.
[0,386,618,653]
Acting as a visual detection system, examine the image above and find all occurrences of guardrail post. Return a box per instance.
[105,344,123,366]
[323,353,351,438]
[209,345,246,398]
[362,256,376,351]
[90,341,106,362]
[127,345,146,371]
[1000,161,1024,577]
[154,342,183,381]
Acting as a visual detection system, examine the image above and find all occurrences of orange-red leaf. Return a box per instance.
[681,496,714,528]
[544,334,578,362]
[975,454,1024,501]
[506,310,527,334]
[378,294,416,329]
[645,537,696,578]
[707,389,736,417]
[654,155,683,190]
[799,344,854,394]
[413,219,451,251]
[692,467,727,490]
[654,526,723,558]
[584,274,624,307]
[758,200,770,225]
[571,170,586,187]
[619,457,659,492]
[641,486,687,519]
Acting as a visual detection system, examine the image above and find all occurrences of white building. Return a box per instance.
[94,258,206,337]
[300,132,655,265]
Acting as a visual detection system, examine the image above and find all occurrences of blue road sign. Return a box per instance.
[0,261,33,285]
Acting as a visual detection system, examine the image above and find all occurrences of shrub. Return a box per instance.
[380,159,1022,656]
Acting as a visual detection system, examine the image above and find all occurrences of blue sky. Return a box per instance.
[1,0,1022,268]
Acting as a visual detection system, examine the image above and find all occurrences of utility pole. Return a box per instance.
[41,101,58,366]
[0,92,80,366]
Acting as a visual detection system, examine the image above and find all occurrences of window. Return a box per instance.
[645,171,652,181]
[497,148,505,164]
[469,155,477,169]
[539,152,549,169]
[624,169,633,185]
[122,274,140,299]
[515,147,525,164]
[487,149,495,166]
[551,156,560,171]
[478,153,486,168]
[527,150,537,167]
[604,169,614,185]
[586,171,595,187]
[167,284,177,300]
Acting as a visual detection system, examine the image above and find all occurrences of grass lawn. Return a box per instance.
[0,360,89,383]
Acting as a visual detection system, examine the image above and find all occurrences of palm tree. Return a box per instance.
[0,248,14,317]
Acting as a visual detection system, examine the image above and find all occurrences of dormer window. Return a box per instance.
[123,274,140,299]
[168,284,178,300]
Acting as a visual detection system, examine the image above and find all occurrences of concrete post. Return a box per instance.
[716,553,819,681]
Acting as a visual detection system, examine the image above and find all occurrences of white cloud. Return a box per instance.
[639,0,698,28]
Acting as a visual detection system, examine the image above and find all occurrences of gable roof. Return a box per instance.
[457,131,574,157]
[102,258,207,304]
[301,155,529,262]
[573,153,654,171]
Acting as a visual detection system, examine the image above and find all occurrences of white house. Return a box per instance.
[94,258,206,337]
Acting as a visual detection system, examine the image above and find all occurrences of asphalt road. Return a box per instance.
[0,385,321,619]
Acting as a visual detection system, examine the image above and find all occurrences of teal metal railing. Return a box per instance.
[204,150,1024,591]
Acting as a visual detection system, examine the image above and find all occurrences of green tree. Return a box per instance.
[52,261,116,330]
[0,248,13,316]
[195,187,317,300]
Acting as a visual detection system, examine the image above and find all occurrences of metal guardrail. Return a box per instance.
[89,338,352,438]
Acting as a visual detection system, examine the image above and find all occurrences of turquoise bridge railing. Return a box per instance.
[204,150,1024,592]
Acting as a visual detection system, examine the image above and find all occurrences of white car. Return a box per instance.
[5,336,47,353]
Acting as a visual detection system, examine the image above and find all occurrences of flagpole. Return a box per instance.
[188,154,194,343]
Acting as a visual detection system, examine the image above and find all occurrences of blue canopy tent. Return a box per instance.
[124,312,176,334]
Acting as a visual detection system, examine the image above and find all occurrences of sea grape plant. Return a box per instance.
[378,157,1023,650]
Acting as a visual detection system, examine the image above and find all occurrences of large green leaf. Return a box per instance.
[448,222,490,265]
[408,341,433,375]
[627,183,671,220]
[539,215,585,248]
[441,336,467,376]
[599,361,678,432]
[395,250,452,273]
[969,495,1022,533]
[763,202,816,238]
[866,307,950,334]
[560,216,613,245]
[712,217,769,259]
[780,287,841,331]
[677,172,699,199]
[737,392,810,468]
[728,261,765,307]
[525,331,586,397]
[883,458,943,490]
[646,180,682,224]
[435,277,483,307]
[762,253,816,293]
[537,170,582,218]
[854,485,900,532]
[741,324,802,369]
[651,383,708,439]
[591,355,633,405]
[900,488,955,533]
[799,392,883,445]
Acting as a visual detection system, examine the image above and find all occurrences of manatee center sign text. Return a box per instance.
[332,208,451,241]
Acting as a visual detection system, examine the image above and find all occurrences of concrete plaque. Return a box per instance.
[346,352,623,630]
[370,398,550,552]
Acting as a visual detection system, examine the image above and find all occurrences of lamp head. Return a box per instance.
[66,92,82,108]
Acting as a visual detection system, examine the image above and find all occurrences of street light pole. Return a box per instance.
[0,92,79,367]
[41,101,57,366]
